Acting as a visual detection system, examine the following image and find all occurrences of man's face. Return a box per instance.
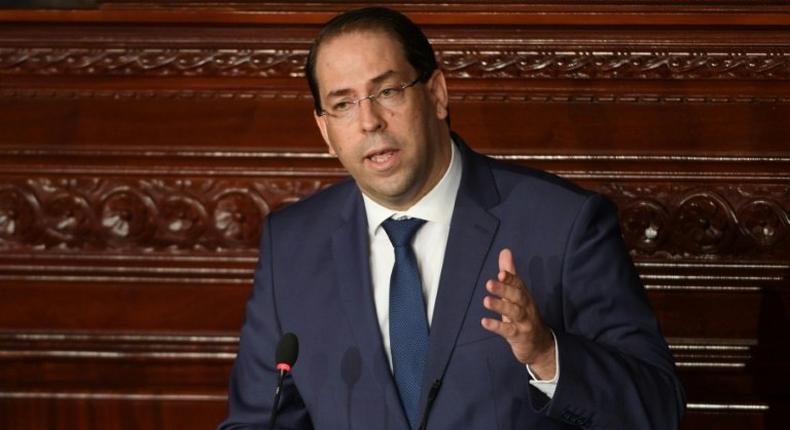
[313,30,451,211]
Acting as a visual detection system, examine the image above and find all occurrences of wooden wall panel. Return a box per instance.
[0,396,228,430]
[1,2,789,429]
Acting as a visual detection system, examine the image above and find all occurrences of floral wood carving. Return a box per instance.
[2,47,790,80]
[438,50,790,80]
[600,183,790,259]
[5,88,790,103]
[0,48,309,78]
[1,176,788,259]
[0,177,327,252]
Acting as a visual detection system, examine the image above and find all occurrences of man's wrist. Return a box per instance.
[527,330,558,381]
[529,345,556,380]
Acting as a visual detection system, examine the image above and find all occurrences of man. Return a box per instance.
[220,7,684,429]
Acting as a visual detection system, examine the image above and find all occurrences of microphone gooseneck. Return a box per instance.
[269,332,299,429]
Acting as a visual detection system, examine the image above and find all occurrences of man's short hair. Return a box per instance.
[305,7,439,115]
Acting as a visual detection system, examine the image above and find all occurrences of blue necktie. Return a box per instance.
[382,217,429,429]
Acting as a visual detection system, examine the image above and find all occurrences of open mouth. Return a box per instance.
[365,148,399,170]
[368,150,395,163]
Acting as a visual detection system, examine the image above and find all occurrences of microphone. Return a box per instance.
[269,332,299,429]
[275,332,299,375]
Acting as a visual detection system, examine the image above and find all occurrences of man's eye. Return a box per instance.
[333,101,352,112]
[379,87,398,98]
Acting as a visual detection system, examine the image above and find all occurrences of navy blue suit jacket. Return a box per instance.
[220,135,685,429]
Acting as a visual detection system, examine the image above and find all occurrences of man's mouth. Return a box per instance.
[369,150,395,163]
[365,148,399,170]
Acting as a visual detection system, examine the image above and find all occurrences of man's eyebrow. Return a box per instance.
[325,70,399,99]
[370,70,397,85]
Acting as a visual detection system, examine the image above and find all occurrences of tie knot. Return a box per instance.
[382,217,426,247]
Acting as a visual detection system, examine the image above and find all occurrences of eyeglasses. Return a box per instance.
[318,76,423,120]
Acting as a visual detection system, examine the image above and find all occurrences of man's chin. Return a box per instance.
[362,185,418,210]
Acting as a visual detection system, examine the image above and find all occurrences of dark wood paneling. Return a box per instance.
[0,396,228,430]
[1,2,788,429]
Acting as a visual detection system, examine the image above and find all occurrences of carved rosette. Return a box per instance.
[673,192,737,254]
[619,198,670,253]
[736,199,789,247]
[0,177,328,252]
[44,191,95,245]
[159,194,209,247]
[101,188,159,247]
[0,185,41,247]
[213,190,268,247]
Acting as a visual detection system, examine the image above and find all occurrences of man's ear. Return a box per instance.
[427,69,449,120]
[314,111,337,156]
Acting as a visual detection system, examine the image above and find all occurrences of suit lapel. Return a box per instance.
[331,187,408,428]
[419,138,501,418]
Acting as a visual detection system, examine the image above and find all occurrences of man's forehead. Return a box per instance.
[319,28,401,56]
[314,30,412,91]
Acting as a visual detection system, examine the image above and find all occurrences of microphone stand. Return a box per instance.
[268,369,287,429]
[269,333,298,429]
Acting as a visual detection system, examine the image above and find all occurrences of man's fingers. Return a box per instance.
[481,317,518,338]
[484,250,553,368]
[486,278,525,304]
[483,294,527,322]
[498,269,515,284]
[498,248,517,276]
[484,248,551,366]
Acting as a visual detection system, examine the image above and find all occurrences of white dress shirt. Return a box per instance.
[362,140,559,398]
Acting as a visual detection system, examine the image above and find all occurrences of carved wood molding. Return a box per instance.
[603,183,790,260]
[4,148,790,165]
[0,48,309,78]
[439,49,790,80]
[0,177,332,252]
[5,3,790,27]
[0,88,313,101]
[4,88,790,104]
[3,47,790,80]
[1,176,788,260]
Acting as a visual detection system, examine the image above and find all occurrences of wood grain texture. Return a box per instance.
[0,2,788,429]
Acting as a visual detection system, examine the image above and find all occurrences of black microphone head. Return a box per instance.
[275,332,299,372]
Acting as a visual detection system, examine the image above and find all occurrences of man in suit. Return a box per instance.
[219,7,684,429]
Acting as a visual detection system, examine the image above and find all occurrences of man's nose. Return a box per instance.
[357,97,384,132]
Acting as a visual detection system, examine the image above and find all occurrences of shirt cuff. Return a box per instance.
[526,330,559,398]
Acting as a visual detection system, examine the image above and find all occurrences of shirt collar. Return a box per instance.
[363,138,462,236]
